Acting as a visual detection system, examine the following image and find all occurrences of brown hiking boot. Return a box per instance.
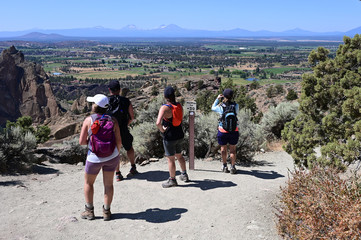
[81,205,95,220]
[103,206,111,221]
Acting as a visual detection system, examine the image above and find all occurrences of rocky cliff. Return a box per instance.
[0,46,60,125]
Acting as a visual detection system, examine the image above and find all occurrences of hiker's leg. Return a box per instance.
[84,173,97,205]
[229,144,237,166]
[103,169,115,206]
[175,140,186,172]
[127,147,135,165]
[228,131,239,167]
[175,153,186,172]
[84,160,102,205]
[220,145,228,164]
[167,155,176,178]
[115,162,120,173]
[163,139,177,178]
[102,156,118,206]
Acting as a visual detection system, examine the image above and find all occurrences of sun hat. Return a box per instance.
[86,94,109,108]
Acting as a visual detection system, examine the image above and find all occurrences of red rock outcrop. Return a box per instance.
[0,46,60,125]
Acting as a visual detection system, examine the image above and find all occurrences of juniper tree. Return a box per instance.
[282,34,361,168]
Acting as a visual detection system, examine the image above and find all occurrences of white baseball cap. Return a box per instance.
[86,94,109,108]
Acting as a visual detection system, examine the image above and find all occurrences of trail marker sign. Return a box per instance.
[186,101,196,112]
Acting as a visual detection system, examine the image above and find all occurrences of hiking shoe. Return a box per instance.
[230,167,237,174]
[179,173,189,182]
[115,171,124,182]
[222,167,230,173]
[162,178,178,188]
[81,205,95,220]
[126,167,139,177]
[103,206,111,221]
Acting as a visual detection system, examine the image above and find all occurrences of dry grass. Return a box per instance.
[276,165,361,239]
[267,140,285,152]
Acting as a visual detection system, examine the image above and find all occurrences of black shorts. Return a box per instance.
[163,139,183,157]
[120,127,133,151]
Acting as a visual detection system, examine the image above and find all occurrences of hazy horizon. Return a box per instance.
[1,0,360,33]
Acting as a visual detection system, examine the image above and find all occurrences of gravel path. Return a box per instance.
[0,151,294,240]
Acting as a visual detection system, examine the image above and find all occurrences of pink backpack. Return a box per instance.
[89,114,116,157]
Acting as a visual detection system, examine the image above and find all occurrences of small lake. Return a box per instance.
[246,78,259,81]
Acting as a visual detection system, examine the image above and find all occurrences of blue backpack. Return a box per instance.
[220,102,237,132]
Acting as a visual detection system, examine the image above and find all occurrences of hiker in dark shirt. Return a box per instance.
[156,86,189,188]
[107,80,138,181]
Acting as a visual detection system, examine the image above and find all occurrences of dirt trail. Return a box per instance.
[0,151,294,240]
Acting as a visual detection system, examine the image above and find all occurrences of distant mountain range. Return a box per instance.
[0,24,360,41]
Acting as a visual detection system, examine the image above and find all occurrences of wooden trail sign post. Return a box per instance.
[186,101,196,170]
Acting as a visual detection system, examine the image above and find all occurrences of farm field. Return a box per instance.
[0,38,341,95]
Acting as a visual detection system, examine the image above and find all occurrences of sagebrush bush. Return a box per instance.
[260,102,299,140]
[190,112,219,158]
[132,95,263,161]
[6,116,51,144]
[0,126,37,173]
[131,121,164,159]
[236,109,265,161]
[277,165,361,239]
[136,94,164,125]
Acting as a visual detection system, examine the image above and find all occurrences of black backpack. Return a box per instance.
[107,95,130,125]
[220,102,238,132]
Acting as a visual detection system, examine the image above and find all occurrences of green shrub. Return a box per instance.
[0,126,37,173]
[282,35,361,168]
[184,81,192,91]
[260,102,299,140]
[275,84,284,95]
[277,165,361,239]
[6,116,51,144]
[196,90,217,114]
[151,84,159,96]
[249,80,260,90]
[35,125,51,143]
[286,89,298,101]
[266,85,276,98]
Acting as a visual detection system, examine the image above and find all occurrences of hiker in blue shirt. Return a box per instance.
[211,88,239,174]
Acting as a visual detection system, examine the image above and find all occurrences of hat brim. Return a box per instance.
[86,96,95,103]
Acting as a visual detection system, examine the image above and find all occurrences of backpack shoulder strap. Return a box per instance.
[163,104,173,109]
[88,114,98,136]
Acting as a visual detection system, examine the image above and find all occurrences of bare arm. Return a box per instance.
[79,117,91,145]
[112,117,122,151]
[128,102,134,126]
[156,105,169,133]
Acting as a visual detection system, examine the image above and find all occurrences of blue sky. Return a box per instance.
[1,0,360,32]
